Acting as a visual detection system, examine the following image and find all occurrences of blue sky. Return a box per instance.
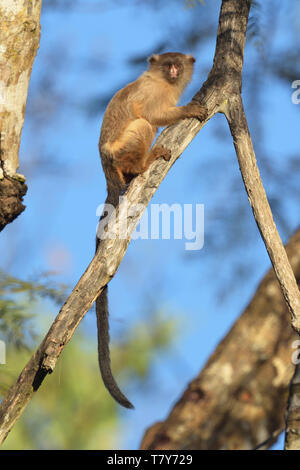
[0,0,299,450]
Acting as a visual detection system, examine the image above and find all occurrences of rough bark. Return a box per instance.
[0,0,42,229]
[140,230,300,450]
[0,176,27,231]
[285,364,300,449]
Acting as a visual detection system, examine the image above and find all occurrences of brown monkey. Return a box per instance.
[96,52,207,408]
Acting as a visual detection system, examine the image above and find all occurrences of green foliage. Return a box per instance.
[1,334,119,449]
[0,313,176,450]
[0,271,68,397]
[0,272,176,449]
[0,271,67,350]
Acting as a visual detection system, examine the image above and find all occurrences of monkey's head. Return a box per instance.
[148,52,196,86]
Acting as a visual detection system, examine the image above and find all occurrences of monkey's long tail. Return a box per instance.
[95,239,134,409]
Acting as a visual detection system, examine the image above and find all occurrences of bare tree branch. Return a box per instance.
[225,95,300,332]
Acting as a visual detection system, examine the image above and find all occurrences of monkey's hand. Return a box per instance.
[186,101,208,121]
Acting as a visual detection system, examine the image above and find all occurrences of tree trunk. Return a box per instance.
[0,0,42,229]
[140,229,300,450]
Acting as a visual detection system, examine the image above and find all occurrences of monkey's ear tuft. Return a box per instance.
[148,54,159,64]
[186,55,196,63]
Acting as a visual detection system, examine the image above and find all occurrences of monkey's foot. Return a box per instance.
[153,145,171,162]
[187,102,208,121]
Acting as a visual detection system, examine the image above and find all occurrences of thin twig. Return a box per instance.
[253,428,285,450]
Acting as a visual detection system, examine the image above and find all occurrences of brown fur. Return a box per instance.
[99,52,207,198]
[96,53,207,409]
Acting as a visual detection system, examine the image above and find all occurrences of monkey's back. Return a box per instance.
[99,80,141,151]
[99,74,178,152]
